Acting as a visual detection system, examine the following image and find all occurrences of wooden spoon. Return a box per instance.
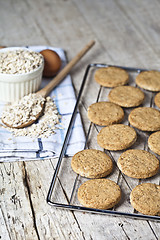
[2,40,95,128]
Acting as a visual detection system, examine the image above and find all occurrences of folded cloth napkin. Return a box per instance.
[0,46,86,162]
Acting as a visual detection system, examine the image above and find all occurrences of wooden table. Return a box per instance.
[0,0,160,239]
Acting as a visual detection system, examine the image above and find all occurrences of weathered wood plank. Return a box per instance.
[0,208,10,240]
[0,160,86,240]
[0,162,39,240]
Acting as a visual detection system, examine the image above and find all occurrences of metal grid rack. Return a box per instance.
[47,63,160,222]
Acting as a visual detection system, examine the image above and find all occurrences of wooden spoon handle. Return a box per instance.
[37,40,95,97]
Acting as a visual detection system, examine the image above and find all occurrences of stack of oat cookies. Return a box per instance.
[71,66,160,216]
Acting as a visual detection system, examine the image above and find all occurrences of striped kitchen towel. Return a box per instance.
[0,46,86,162]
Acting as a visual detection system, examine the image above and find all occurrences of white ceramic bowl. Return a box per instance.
[0,47,44,102]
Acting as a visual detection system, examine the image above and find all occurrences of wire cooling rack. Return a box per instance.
[47,63,160,221]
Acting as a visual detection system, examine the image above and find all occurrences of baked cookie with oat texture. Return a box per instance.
[71,149,113,178]
[97,124,137,151]
[128,107,160,131]
[78,179,121,209]
[117,149,159,179]
[136,70,160,91]
[108,86,145,107]
[154,92,160,108]
[94,66,129,88]
[87,101,124,126]
[130,183,160,216]
[148,131,160,155]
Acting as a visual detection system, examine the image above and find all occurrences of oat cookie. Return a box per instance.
[128,107,160,131]
[94,67,129,88]
[154,92,160,108]
[117,149,159,179]
[130,183,160,216]
[71,149,113,178]
[97,124,137,151]
[148,131,160,155]
[136,70,160,91]
[87,101,124,126]
[108,86,145,107]
[78,179,121,209]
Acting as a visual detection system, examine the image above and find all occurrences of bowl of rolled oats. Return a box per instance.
[0,47,44,102]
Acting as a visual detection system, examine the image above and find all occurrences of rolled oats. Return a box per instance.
[2,93,45,128]
[1,94,61,138]
[0,49,43,74]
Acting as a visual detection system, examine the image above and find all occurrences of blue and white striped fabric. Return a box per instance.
[0,46,86,162]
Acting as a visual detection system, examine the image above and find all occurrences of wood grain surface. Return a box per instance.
[0,0,160,239]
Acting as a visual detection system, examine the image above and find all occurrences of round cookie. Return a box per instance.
[108,86,145,107]
[78,179,121,209]
[136,70,160,91]
[130,183,160,216]
[148,131,160,155]
[94,66,129,88]
[71,149,113,178]
[97,124,137,151]
[87,101,124,126]
[128,107,160,131]
[154,92,160,108]
[117,149,159,179]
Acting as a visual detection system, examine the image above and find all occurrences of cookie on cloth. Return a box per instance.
[117,149,159,179]
[97,124,137,151]
[94,66,129,88]
[71,149,113,178]
[136,70,160,91]
[154,92,160,108]
[130,183,160,216]
[148,131,160,155]
[78,179,121,209]
[87,101,124,126]
[108,86,145,107]
[128,107,160,131]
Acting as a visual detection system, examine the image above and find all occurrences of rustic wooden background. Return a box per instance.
[0,0,160,239]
